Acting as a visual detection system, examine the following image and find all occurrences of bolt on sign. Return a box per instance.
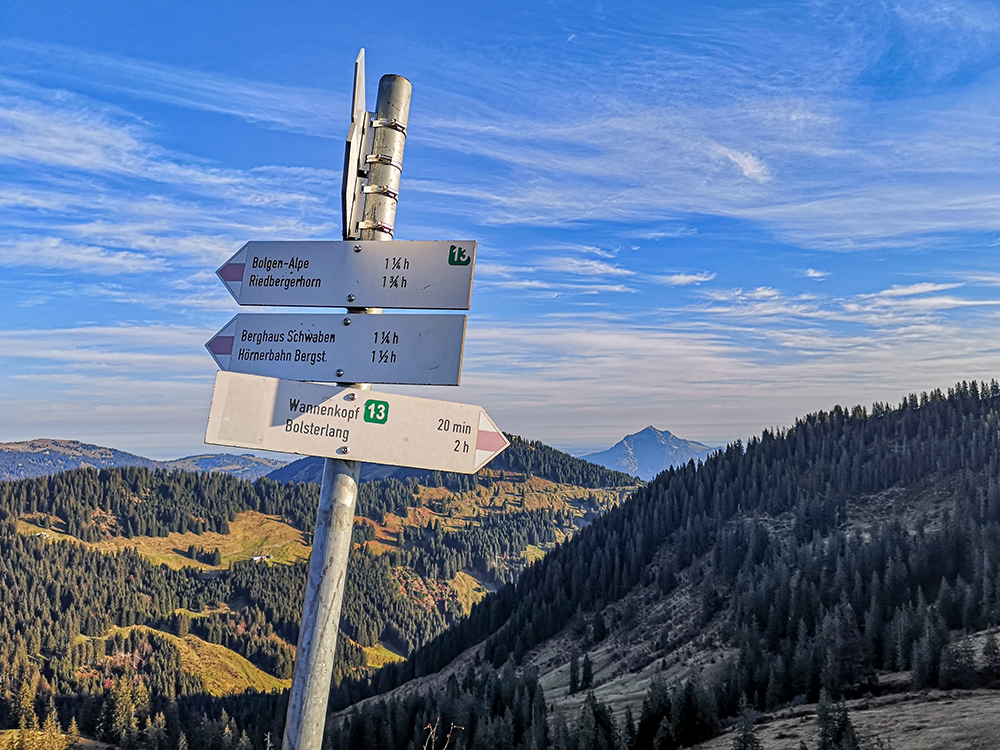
[216,240,476,310]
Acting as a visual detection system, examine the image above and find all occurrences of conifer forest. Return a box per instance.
[3,381,1000,749]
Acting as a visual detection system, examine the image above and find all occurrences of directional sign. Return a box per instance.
[205,371,510,473]
[216,240,477,310]
[205,312,465,386]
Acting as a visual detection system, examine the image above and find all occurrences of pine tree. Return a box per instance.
[652,716,676,750]
[15,676,38,731]
[582,653,594,690]
[67,718,81,750]
[731,695,763,750]
[109,677,137,746]
[816,689,859,750]
[40,705,63,750]
[673,680,713,747]
[624,706,636,749]
[570,651,580,694]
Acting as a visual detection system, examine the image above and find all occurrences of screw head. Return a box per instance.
[346,294,356,303]
[336,369,345,378]
[347,393,357,401]
[354,245,362,253]
[343,317,351,326]
[338,446,350,454]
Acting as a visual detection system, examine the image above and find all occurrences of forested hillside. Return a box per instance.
[325,380,1000,750]
[0,436,635,748]
[9,381,1000,749]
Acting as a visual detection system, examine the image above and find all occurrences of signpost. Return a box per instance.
[205,312,466,385]
[206,371,509,472]
[216,240,476,309]
[203,51,506,750]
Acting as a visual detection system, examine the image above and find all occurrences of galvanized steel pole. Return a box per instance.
[281,73,411,750]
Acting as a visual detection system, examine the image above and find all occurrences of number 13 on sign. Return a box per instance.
[364,400,389,424]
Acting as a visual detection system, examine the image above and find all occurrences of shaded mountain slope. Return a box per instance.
[0,438,285,481]
[0,438,156,480]
[159,453,286,481]
[328,380,1000,750]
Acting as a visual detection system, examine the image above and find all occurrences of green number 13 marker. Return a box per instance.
[364,399,389,424]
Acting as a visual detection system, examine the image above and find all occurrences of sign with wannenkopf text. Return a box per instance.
[206,371,509,473]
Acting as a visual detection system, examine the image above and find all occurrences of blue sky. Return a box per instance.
[2,0,1000,459]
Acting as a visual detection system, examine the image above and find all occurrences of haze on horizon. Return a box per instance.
[1,0,999,460]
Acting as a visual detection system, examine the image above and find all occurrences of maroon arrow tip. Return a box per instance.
[208,336,234,355]
[219,263,245,282]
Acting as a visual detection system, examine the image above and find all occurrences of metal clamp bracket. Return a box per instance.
[371,118,407,135]
[365,153,403,170]
[356,219,394,235]
[362,184,399,199]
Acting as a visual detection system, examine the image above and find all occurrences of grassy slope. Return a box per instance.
[18,510,311,569]
[0,730,113,748]
[102,626,289,696]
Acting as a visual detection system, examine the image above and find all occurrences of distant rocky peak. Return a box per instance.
[581,426,713,481]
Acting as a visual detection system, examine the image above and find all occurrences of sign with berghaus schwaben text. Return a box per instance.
[205,312,466,386]
[216,240,476,310]
[205,371,510,473]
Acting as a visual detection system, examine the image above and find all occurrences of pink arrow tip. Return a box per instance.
[208,336,234,355]
[219,263,245,282]
[477,429,507,452]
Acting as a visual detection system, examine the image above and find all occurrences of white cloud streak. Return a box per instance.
[653,272,716,286]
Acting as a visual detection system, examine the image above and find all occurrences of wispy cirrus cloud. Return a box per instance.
[653,272,715,286]
[864,282,964,297]
[0,237,164,273]
[540,257,634,276]
[1,40,343,137]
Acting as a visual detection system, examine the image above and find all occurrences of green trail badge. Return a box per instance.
[448,245,472,266]
[364,399,390,424]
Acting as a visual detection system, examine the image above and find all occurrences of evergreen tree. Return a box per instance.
[731,696,763,750]
[15,677,37,731]
[582,654,594,690]
[816,689,859,750]
[652,716,676,750]
[67,717,81,750]
[576,692,619,750]
[673,681,713,748]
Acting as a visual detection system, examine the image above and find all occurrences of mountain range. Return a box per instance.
[581,425,714,480]
[0,438,286,481]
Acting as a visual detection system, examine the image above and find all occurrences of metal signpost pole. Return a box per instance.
[281,71,411,750]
